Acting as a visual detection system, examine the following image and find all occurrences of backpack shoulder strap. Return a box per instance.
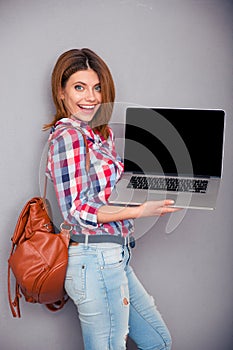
[8,264,21,317]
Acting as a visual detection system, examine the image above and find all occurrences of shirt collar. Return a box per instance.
[55,117,103,144]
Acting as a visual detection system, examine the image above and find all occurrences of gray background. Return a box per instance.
[1,0,233,349]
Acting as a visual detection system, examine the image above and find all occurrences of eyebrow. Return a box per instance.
[72,81,100,86]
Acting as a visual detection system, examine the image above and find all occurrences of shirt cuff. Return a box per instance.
[71,201,103,230]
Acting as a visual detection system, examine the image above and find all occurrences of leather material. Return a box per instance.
[8,197,70,318]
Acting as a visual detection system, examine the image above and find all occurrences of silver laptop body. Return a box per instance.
[108,107,225,210]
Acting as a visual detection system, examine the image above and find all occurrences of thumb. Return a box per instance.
[163,199,175,206]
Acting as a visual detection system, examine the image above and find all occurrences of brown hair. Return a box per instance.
[44,48,115,139]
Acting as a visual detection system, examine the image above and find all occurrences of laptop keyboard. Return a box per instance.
[127,176,208,193]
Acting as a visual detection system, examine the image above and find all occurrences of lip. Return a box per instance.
[77,104,100,115]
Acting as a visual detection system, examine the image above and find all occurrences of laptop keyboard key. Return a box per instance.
[127,176,208,193]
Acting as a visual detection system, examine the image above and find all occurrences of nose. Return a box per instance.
[85,88,97,102]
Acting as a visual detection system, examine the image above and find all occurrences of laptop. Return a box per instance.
[108,107,225,210]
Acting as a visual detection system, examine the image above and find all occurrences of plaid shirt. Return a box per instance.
[46,117,134,237]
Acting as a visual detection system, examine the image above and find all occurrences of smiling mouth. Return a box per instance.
[78,104,97,110]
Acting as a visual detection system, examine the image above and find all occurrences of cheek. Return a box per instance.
[62,96,79,115]
[98,93,102,103]
[64,92,80,106]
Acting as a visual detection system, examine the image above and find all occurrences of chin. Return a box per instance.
[72,113,95,123]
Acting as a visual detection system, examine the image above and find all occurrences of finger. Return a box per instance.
[148,199,175,207]
[162,207,182,213]
[163,199,175,206]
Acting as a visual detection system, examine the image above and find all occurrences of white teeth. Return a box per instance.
[79,105,95,109]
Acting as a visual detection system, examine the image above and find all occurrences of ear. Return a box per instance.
[58,88,65,100]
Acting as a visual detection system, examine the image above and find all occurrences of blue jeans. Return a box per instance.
[65,242,172,350]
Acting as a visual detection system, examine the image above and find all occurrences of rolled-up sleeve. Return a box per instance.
[49,128,104,229]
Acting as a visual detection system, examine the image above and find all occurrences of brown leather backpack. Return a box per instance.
[8,197,70,318]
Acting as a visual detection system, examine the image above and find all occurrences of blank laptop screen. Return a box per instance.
[124,108,225,178]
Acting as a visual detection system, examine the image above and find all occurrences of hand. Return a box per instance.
[136,200,181,218]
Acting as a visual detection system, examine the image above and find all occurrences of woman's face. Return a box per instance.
[60,69,102,122]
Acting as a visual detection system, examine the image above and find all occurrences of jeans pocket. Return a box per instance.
[65,264,86,304]
[101,246,124,269]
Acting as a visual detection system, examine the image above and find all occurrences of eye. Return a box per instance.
[95,85,101,92]
[75,85,84,91]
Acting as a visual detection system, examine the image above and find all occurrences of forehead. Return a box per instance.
[67,69,100,85]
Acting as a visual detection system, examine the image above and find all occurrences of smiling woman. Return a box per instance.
[43,48,177,350]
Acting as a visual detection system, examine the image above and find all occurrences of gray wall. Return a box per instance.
[1,0,233,349]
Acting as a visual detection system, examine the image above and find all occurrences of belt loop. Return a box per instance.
[124,236,130,246]
[85,234,89,247]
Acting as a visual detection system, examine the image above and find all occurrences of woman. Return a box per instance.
[45,48,179,350]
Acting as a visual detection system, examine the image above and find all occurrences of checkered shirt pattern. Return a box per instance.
[46,117,134,237]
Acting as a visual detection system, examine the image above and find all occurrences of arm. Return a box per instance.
[97,200,180,223]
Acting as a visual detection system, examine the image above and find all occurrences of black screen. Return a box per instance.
[124,108,225,178]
